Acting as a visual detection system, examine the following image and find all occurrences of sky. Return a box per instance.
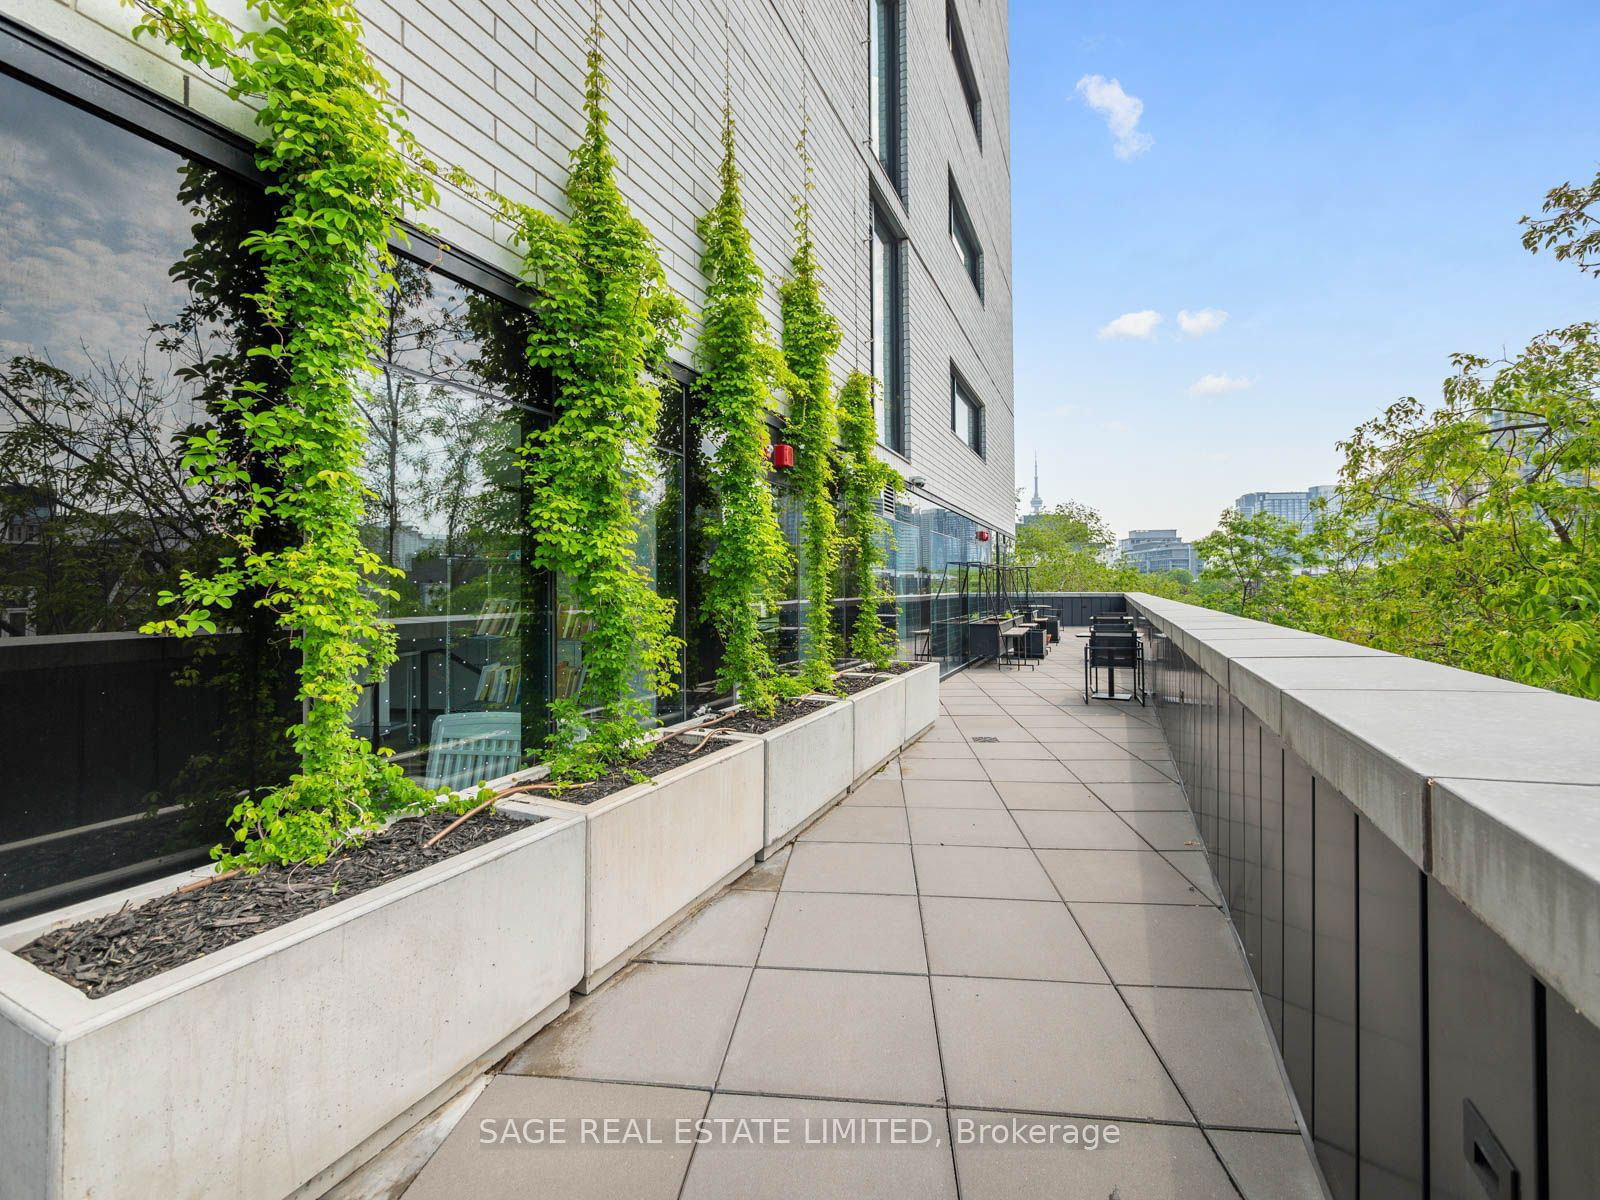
[1010,0,1600,542]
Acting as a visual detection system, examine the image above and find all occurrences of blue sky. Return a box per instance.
[1011,0,1600,541]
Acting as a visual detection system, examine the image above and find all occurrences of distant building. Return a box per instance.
[1236,486,1339,537]
[1118,529,1200,575]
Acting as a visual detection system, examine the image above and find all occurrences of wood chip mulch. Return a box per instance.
[16,810,537,999]
[718,698,834,736]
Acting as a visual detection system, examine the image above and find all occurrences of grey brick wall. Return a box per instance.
[1,0,1015,532]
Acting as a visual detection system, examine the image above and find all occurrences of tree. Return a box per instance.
[1194,508,1312,620]
[1015,501,1117,591]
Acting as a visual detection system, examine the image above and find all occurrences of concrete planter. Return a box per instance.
[539,736,763,991]
[0,805,585,1200]
[902,661,940,743]
[847,672,907,785]
[732,698,855,860]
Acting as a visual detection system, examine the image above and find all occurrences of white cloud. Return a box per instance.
[1097,310,1162,340]
[1177,308,1229,336]
[1075,75,1153,159]
[1188,373,1253,397]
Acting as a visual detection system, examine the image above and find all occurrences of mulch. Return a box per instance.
[718,697,835,736]
[16,810,537,999]
[834,673,890,696]
[542,734,711,806]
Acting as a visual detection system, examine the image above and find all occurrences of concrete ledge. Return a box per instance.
[1431,778,1600,1023]
[847,673,908,785]
[733,699,854,860]
[902,661,940,742]
[0,806,585,1200]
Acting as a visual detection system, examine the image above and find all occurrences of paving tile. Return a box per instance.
[967,740,1056,760]
[901,779,1005,809]
[919,721,966,743]
[719,969,944,1104]
[1031,727,1118,742]
[842,778,904,807]
[680,1094,956,1200]
[1162,850,1222,903]
[913,845,1059,900]
[1122,987,1299,1130]
[901,757,992,781]
[1118,810,1203,851]
[951,718,1033,742]
[1068,760,1177,784]
[732,845,790,891]
[1037,849,1213,904]
[993,781,1108,811]
[920,896,1106,983]
[1070,903,1253,988]
[800,805,910,843]
[642,889,776,966]
[1011,810,1147,850]
[902,740,977,759]
[932,977,1190,1121]
[982,759,1077,783]
[950,1113,1237,1200]
[505,963,750,1087]
[1086,781,1190,811]
[781,842,917,894]
[1208,1130,1326,1200]
[404,1075,708,1200]
[1042,742,1142,763]
[907,807,1027,848]
[758,892,927,973]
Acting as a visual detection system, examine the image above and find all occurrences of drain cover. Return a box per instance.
[972,736,1000,743]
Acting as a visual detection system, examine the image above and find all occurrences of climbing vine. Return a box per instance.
[779,177,845,691]
[694,106,801,716]
[837,371,901,667]
[492,16,687,781]
[130,0,441,869]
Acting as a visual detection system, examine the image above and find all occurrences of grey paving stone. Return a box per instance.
[505,963,750,1088]
[951,717,1033,742]
[1032,727,1121,743]
[1118,810,1203,851]
[983,759,1078,783]
[993,781,1109,811]
[799,805,911,843]
[719,969,944,1104]
[1012,810,1147,850]
[1162,850,1223,903]
[1208,1130,1326,1200]
[967,740,1057,759]
[781,842,917,894]
[902,740,978,759]
[950,1112,1238,1200]
[1085,781,1191,811]
[1070,903,1253,988]
[901,779,1006,809]
[842,778,904,807]
[679,1094,957,1200]
[920,896,1107,983]
[732,845,790,891]
[758,892,927,974]
[642,889,776,966]
[932,977,1191,1121]
[1068,760,1178,784]
[1041,743,1143,763]
[1123,987,1299,1129]
[907,807,1028,848]
[1037,849,1213,904]
[900,757,993,781]
[403,1076,708,1200]
[913,845,1060,900]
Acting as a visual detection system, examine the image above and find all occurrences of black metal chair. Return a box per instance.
[1084,626,1144,704]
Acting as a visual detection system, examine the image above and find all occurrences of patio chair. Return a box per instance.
[425,711,523,792]
[1083,626,1144,704]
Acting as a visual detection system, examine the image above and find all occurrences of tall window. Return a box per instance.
[946,0,982,145]
[949,174,983,298]
[951,369,984,456]
[871,205,905,453]
[869,0,903,193]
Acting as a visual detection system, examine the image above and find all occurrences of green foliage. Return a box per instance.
[130,0,438,869]
[693,107,801,716]
[492,17,688,781]
[778,181,844,691]
[836,371,900,667]
[1194,508,1314,620]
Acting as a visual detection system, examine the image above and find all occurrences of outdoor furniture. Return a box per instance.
[1083,626,1144,703]
[1022,623,1048,661]
[912,628,934,661]
[424,711,523,791]
[999,627,1034,670]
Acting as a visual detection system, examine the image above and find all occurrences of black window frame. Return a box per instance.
[869,0,905,198]
[950,366,985,458]
[870,201,908,456]
[945,0,982,146]
[948,172,984,299]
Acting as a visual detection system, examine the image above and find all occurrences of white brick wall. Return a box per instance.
[0,0,1015,532]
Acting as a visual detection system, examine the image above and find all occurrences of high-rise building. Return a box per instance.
[1117,529,1201,575]
[1236,486,1339,536]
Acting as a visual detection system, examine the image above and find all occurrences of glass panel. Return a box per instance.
[0,73,298,915]
[871,211,903,452]
[869,0,899,185]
